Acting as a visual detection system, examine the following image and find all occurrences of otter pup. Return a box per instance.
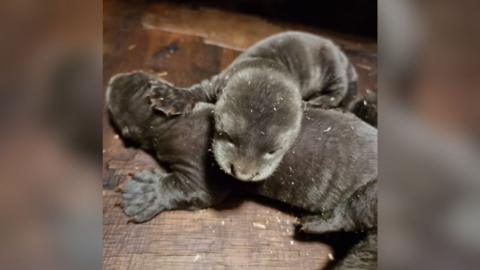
[106,72,376,269]
[149,31,358,181]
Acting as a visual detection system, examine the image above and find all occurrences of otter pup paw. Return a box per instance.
[121,170,168,223]
[149,83,198,116]
[305,95,343,109]
[299,214,340,234]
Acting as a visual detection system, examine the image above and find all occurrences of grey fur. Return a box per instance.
[106,71,376,269]
[300,180,377,234]
[332,232,377,270]
[150,32,358,181]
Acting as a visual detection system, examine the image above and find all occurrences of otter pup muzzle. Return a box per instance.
[230,161,262,182]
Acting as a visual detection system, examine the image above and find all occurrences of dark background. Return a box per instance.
[151,0,377,38]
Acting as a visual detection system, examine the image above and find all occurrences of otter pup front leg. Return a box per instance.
[148,77,218,116]
[305,78,349,109]
[300,180,377,234]
[122,170,218,223]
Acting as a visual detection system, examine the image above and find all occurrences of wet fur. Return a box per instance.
[106,71,377,269]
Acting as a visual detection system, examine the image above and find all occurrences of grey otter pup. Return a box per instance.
[151,31,358,181]
[106,71,376,269]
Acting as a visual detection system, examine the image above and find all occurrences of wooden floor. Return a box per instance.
[103,1,377,269]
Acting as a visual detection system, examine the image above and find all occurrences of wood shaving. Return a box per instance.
[356,63,371,70]
[252,222,266,229]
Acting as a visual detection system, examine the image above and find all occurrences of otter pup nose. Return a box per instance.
[230,163,258,181]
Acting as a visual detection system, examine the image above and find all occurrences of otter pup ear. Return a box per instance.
[148,81,198,117]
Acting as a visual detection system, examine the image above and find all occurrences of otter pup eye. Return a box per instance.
[264,148,280,159]
[217,131,235,146]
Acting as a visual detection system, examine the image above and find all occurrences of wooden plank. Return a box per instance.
[103,191,331,270]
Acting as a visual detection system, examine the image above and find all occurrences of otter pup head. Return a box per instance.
[212,69,302,182]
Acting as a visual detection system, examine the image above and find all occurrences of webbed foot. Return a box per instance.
[121,170,168,223]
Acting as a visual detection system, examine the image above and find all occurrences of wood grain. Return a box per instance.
[103,190,331,270]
